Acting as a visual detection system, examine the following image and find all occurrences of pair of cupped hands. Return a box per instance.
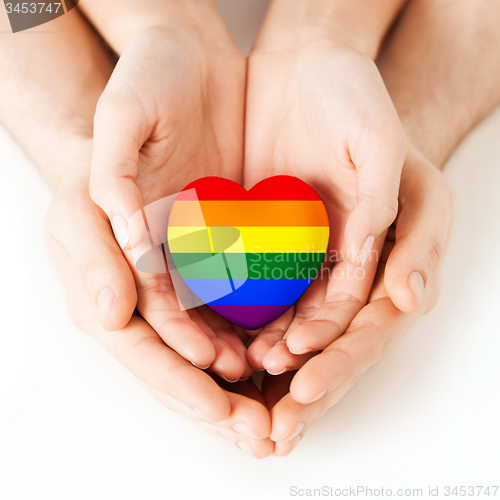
[45,23,453,457]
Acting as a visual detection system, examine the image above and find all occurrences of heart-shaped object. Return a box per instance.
[167,176,329,330]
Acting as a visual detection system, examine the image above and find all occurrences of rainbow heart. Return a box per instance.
[167,176,330,330]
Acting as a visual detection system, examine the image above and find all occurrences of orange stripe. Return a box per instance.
[169,201,329,227]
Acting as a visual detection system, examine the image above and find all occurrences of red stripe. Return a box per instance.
[177,176,323,201]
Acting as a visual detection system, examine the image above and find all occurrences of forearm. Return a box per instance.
[378,0,500,168]
[0,9,112,188]
[253,0,408,58]
[78,0,232,54]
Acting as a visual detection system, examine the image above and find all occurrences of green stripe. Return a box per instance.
[170,252,325,279]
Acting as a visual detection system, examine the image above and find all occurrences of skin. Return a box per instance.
[244,0,418,373]
[246,0,409,264]
[263,0,500,456]
[2,0,500,458]
[81,0,410,374]
[81,2,252,380]
[244,4,408,374]
[0,8,273,457]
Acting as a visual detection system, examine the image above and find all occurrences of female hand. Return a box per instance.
[245,34,407,372]
[88,23,252,380]
[259,148,454,455]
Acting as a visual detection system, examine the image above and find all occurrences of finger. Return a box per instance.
[214,331,254,380]
[247,307,295,371]
[272,434,303,456]
[48,237,232,422]
[258,271,329,374]
[289,296,418,404]
[267,375,362,456]
[46,186,137,331]
[262,372,307,455]
[269,394,319,443]
[189,308,246,382]
[140,380,274,458]
[90,79,152,250]
[148,378,273,458]
[385,154,454,313]
[345,116,407,266]
[217,384,272,440]
[282,236,383,360]
[132,269,217,370]
[262,341,315,375]
[197,421,274,459]
[102,317,231,421]
[284,267,330,333]
[148,380,271,441]
[196,306,254,380]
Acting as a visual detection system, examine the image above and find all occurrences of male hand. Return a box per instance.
[259,148,454,455]
[46,152,274,457]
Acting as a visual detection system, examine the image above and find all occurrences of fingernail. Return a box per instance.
[97,287,115,324]
[288,346,310,355]
[267,367,288,376]
[359,235,375,265]
[291,434,302,451]
[408,271,425,307]
[221,374,239,383]
[112,215,131,249]
[284,422,305,442]
[233,422,259,439]
[237,441,254,456]
[191,361,211,370]
[309,389,327,403]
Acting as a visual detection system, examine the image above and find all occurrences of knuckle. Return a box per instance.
[136,275,174,297]
[88,177,106,207]
[325,292,364,310]
[358,194,399,227]
[421,235,443,272]
[95,87,126,118]
[383,196,399,225]
[155,316,192,339]
[330,347,357,378]
[46,187,91,235]
[347,318,388,359]
[79,254,102,299]
[294,305,320,322]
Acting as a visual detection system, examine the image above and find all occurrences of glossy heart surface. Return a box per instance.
[167,176,329,330]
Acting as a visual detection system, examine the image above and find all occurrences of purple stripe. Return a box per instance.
[209,304,292,330]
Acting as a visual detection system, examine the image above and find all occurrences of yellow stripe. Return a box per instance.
[206,226,215,255]
[168,226,329,254]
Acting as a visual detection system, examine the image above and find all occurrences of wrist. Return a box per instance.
[40,137,93,192]
[80,0,234,54]
[252,0,406,59]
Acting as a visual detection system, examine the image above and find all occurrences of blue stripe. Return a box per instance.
[183,278,313,306]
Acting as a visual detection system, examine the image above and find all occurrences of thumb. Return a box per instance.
[47,186,138,331]
[385,153,454,314]
[90,86,151,250]
[344,120,407,266]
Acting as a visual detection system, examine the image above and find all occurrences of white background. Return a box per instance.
[1,1,499,498]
